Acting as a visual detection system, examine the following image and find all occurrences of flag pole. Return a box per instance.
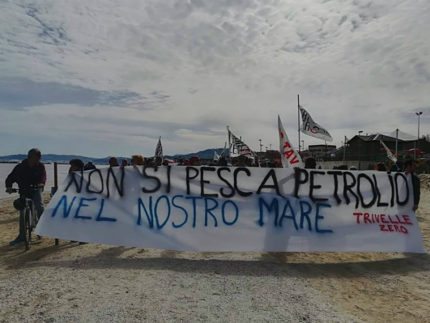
[226,125,231,157]
[297,94,301,152]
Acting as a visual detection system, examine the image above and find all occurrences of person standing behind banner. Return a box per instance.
[217,156,227,166]
[390,160,403,172]
[131,155,145,166]
[68,159,84,174]
[377,162,386,171]
[84,161,96,171]
[405,159,420,212]
[109,157,119,167]
[304,158,316,169]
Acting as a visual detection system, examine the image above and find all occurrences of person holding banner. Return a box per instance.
[109,157,119,167]
[405,159,420,211]
[304,158,316,169]
[131,155,144,166]
[69,159,84,173]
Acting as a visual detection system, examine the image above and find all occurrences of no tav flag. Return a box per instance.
[299,106,333,142]
[278,115,304,168]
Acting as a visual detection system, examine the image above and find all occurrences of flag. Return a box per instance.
[278,115,304,168]
[299,106,333,142]
[155,137,163,160]
[227,127,255,157]
[213,151,220,161]
[379,140,397,163]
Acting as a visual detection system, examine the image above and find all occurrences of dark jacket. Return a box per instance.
[411,173,421,206]
[5,159,46,192]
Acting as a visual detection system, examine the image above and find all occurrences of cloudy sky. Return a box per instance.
[1,0,429,157]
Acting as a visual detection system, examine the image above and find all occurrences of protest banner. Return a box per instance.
[36,166,425,252]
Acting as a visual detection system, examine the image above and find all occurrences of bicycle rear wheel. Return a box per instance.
[29,203,37,241]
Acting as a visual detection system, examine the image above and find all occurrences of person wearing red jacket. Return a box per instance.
[5,148,46,245]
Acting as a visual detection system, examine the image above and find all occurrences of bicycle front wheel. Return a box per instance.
[24,208,30,251]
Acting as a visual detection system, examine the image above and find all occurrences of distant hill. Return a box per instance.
[0,148,225,164]
[165,148,225,160]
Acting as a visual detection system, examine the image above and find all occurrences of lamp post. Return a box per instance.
[395,128,399,157]
[258,139,262,153]
[356,134,362,169]
[415,112,423,159]
[356,131,363,162]
[416,112,423,139]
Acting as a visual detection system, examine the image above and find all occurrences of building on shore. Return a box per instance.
[306,144,337,160]
[298,130,430,171]
[342,132,429,161]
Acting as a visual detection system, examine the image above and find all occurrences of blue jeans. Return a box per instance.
[18,188,44,240]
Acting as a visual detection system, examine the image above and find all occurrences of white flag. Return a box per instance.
[155,137,163,160]
[227,127,255,157]
[379,140,397,163]
[278,115,304,168]
[213,151,220,161]
[299,106,333,142]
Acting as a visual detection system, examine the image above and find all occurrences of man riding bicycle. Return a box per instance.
[5,148,46,245]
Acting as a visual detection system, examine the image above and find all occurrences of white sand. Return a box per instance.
[1,186,429,322]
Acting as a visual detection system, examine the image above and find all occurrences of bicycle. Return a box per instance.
[8,186,41,250]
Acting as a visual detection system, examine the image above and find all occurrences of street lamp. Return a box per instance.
[416,112,423,139]
[258,139,263,153]
[358,130,363,136]
[415,112,423,159]
[395,128,399,157]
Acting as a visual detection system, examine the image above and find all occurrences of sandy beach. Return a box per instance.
[0,185,429,322]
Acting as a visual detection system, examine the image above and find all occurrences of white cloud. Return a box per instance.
[0,0,429,156]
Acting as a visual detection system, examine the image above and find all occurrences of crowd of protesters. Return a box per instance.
[4,148,422,246]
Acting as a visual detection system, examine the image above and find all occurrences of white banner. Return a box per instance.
[299,106,333,142]
[36,166,425,253]
[278,115,304,168]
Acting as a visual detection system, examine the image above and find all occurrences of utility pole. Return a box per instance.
[417,112,423,139]
[298,94,301,152]
[343,136,347,161]
[395,128,399,157]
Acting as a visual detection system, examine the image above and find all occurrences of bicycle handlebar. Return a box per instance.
[6,185,41,194]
